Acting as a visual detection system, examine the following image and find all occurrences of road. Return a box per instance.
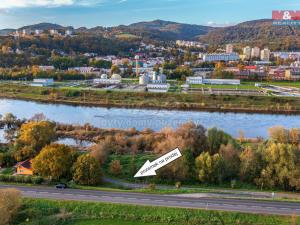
[1,184,299,216]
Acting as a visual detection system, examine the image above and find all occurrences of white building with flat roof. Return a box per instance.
[146,84,170,93]
[93,78,121,85]
[203,79,240,85]
[31,79,54,87]
[186,76,203,85]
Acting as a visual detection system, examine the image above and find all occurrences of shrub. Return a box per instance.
[109,160,122,176]
[0,188,22,225]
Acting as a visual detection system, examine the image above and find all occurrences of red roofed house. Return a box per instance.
[15,159,33,175]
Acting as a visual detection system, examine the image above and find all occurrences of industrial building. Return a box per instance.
[186,77,240,85]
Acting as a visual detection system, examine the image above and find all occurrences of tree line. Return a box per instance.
[1,114,300,191]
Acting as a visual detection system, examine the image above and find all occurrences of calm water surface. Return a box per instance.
[0,98,300,138]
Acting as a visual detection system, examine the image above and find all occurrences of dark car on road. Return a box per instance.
[55,183,67,189]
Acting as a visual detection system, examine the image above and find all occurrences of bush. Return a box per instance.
[0,188,22,225]
[109,160,122,176]
[147,183,156,191]
[65,90,82,97]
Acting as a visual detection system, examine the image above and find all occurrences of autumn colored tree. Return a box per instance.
[14,121,56,161]
[72,154,103,185]
[219,143,240,181]
[268,126,290,143]
[195,152,225,184]
[32,144,76,180]
[239,146,265,183]
[255,143,300,191]
[109,160,122,176]
[90,144,108,164]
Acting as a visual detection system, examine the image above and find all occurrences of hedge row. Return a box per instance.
[0,174,43,184]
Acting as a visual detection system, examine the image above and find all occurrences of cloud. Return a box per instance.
[0,0,106,9]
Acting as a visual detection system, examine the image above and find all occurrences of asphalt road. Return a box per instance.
[1,184,300,216]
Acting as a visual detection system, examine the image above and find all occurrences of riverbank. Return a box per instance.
[1,84,300,114]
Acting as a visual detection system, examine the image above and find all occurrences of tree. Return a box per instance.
[195,152,225,184]
[14,121,56,161]
[109,160,122,176]
[268,126,289,143]
[110,65,121,75]
[239,146,264,183]
[219,143,240,180]
[72,154,102,185]
[1,113,17,129]
[0,189,22,225]
[32,144,76,180]
[90,144,108,164]
[255,143,300,191]
[207,128,235,155]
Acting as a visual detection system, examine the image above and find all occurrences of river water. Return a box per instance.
[0,98,299,138]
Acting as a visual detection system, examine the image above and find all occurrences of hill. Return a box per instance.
[0,29,15,36]
[199,19,300,50]
[20,22,73,31]
[83,20,215,41]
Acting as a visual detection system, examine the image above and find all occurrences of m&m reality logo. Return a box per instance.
[272,10,300,26]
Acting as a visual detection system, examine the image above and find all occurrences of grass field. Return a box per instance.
[1,83,300,114]
[13,198,299,225]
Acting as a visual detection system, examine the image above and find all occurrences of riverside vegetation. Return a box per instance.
[1,84,300,114]
[1,113,300,192]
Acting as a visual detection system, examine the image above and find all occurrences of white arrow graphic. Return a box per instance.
[134,148,182,178]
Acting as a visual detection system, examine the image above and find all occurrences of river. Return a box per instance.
[0,98,299,138]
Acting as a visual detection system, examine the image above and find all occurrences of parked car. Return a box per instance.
[55,183,67,189]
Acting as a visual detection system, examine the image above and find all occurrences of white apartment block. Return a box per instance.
[243,46,252,60]
[251,47,260,58]
[226,44,233,54]
[203,53,240,62]
[260,48,271,61]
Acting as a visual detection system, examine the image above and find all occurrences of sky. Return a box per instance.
[0,0,300,29]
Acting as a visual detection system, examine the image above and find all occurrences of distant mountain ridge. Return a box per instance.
[199,19,300,49]
[1,19,300,49]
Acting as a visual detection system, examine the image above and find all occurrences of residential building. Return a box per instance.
[260,48,271,61]
[285,69,300,80]
[243,46,252,60]
[50,29,59,35]
[38,66,55,71]
[65,30,73,36]
[226,44,234,54]
[31,79,54,87]
[251,47,261,58]
[202,53,239,62]
[35,29,43,35]
[68,67,95,74]
[291,61,300,68]
[268,68,286,80]
[14,159,33,175]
